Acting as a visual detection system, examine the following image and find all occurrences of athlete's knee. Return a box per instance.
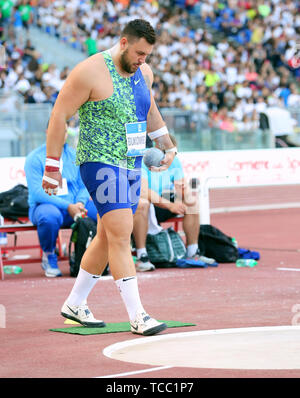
[102,210,133,245]
[106,226,132,249]
[183,195,200,212]
[136,198,150,215]
[95,220,108,244]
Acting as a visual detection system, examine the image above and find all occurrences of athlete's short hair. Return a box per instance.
[121,19,156,45]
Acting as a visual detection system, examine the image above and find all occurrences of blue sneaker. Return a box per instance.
[176,258,207,268]
[176,250,218,268]
[42,253,62,277]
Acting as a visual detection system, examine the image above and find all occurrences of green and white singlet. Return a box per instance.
[76,51,151,170]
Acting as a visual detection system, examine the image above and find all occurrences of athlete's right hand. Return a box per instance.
[169,201,186,215]
[42,170,62,196]
[67,202,87,219]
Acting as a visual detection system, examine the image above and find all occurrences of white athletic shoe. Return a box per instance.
[41,252,62,277]
[61,301,106,327]
[136,254,156,272]
[188,250,217,266]
[198,255,217,265]
[130,312,167,336]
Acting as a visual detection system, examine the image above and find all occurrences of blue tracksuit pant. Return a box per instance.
[29,200,97,253]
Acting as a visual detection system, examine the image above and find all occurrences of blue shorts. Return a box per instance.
[80,159,142,218]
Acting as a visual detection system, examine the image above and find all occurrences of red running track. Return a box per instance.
[1,203,300,379]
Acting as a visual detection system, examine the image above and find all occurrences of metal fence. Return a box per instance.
[287,106,300,146]
[0,90,52,157]
[0,90,299,157]
[160,109,276,151]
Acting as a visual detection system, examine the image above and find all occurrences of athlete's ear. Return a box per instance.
[120,37,128,51]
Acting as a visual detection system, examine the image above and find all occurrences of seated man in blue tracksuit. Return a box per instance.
[24,124,97,277]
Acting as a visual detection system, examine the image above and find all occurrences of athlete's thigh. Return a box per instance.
[80,161,133,218]
[127,166,142,215]
[101,208,133,241]
[96,213,107,241]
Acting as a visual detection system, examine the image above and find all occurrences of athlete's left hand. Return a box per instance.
[150,152,175,172]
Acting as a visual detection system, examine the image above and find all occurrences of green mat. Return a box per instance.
[50,320,196,335]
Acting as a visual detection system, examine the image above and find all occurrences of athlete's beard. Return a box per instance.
[120,49,138,74]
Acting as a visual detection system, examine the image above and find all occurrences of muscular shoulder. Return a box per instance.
[140,63,153,90]
[65,53,105,98]
[70,53,106,86]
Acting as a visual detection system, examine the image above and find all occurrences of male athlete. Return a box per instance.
[42,19,177,336]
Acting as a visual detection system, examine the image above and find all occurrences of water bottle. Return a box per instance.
[236,259,257,268]
[86,231,93,249]
[74,212,83,222]
[0,214,7,246]
[74,209,87,222]
[3,265,23,274]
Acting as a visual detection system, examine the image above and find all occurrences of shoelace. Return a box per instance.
[80,305,91,319]
[142,314,151,322]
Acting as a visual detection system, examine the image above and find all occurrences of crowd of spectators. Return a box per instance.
[0,0,299,135]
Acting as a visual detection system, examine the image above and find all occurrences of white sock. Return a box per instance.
[66,268,100,306]
[187,244,198,258]
[136,248,147,259]
[115,276,145,321]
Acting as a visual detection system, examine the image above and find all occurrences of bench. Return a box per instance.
[0,218,69,280]
[0,216,184,280]
[161,216,183,233]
